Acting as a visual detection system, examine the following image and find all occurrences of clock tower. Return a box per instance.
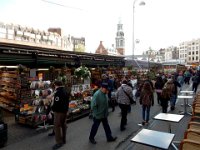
[115,20,125,55]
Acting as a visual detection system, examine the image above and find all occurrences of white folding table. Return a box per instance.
[180,91,194,107]
[177,95,193,115]
[154,113,184,133]
[131,129,177,150]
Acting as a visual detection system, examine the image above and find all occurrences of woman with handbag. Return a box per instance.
[116,79,134,131]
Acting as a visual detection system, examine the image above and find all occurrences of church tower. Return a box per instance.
[115,20,125,55]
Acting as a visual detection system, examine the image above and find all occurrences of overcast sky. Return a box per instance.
[1,0,200,55]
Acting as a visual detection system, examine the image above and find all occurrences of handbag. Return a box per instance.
[121,87,135,104]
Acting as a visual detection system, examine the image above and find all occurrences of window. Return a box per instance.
[192,57,194,61]
[196,56,198,60]
[192,51,194,55]
[189,52,191,55]
[189,57,191,61]
[196,51,198,55]
[120,40,123,47]
[196,46,198,49]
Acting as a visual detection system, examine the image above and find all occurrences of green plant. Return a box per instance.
[131,70,137,76]
[74,66,91,79]
[147,71,156,80]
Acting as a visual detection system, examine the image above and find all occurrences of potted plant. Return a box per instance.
[74,66,91,79]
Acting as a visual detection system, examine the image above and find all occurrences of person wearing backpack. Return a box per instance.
[139,81,154,126]
[165,77,181,111]
[160,88,171,113]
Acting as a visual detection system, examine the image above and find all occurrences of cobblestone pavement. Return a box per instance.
[1,83,198,150]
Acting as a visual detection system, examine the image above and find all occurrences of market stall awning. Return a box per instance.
[0,42,125,68]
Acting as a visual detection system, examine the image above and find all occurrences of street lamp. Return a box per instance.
[147,49,153,72]
[132,0,145,60]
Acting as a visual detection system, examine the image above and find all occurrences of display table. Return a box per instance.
[131,129,177,150]
[177,95,193,115]
[180,91,194,107]
[180,91,194,94]
[154,113,184,133]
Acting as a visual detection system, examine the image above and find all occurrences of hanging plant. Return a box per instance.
[74,66,91,79]
[131,70,137,76]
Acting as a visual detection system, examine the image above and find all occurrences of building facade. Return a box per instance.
[0,22,85,52]
[95,41,108,55]
[71,36,85,52]
[178,39,200,65]
[115,20,125,55]
[179,41,188,64]
[186,39,200,65]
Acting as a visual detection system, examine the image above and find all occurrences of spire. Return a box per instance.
[115,18,125,55]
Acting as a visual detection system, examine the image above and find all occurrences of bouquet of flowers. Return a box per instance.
[74,66,91,79]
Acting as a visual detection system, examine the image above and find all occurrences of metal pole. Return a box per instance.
[148,54,150,72]
[132,0,145,60]
[132,0,136,60]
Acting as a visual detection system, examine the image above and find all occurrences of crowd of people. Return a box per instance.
[90,68,200,133]
[46,67,200,149]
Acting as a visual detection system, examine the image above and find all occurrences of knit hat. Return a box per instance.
[101,82,109,90]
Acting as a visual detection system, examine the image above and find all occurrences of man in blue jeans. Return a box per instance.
[89,83,117,144]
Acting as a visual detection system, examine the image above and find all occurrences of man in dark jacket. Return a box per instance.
[155,76,165,104]
[192,74,200,93]
[51,80,69,150]
[170,76,181,110]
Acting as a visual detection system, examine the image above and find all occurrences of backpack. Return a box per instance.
[164,80,175,94]
[140,92,152,106]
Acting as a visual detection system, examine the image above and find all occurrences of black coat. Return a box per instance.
[173,81,181,95]
[160,96,170,107]
[155,81,164,90]
[52,87,69,113]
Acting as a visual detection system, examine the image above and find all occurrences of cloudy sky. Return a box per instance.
[1,0,200,55]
